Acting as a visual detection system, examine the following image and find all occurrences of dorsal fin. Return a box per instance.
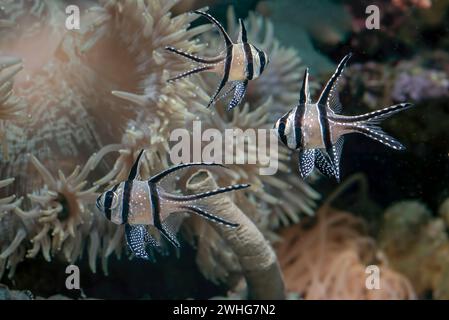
[128,149,145,181]
[237,19,248,43]
[194,10,233,48]
[299,68,310,104]
[317,53,352,109]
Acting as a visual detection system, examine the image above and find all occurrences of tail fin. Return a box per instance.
[167,65,213,83]
[348,103,413,150]
[165,46,224,64]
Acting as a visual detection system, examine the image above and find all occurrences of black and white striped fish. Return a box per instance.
[165,10,269,110]
[96,150,248,260]
[274,53,413,182]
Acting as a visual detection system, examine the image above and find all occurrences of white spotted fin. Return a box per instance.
[125,224,164,261]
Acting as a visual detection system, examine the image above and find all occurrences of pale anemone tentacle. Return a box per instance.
[0,55,25,160]
[0,178,26,279]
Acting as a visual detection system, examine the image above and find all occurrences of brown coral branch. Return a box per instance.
[186,169,285,300]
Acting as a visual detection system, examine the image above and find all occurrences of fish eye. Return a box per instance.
[278,121,285,131]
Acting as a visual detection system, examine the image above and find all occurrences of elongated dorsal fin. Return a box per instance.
[128,149,145,181]
[299,68,311,104]
[194,10,233,47]
[317,53,352,107]
[237,19,248,43]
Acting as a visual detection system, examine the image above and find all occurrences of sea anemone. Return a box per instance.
[0,177,24,279]
[379,200,449,299]
[0,1,321,286]
[276,205,416,299]
[0,55,24,160]
[0,0,214,277]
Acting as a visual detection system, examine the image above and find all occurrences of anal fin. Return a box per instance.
[158,221,180,249]
[315,149,338,181]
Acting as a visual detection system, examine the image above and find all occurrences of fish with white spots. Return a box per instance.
[96,150,248,260]
[165,10,269,110]
[274,53,413,181]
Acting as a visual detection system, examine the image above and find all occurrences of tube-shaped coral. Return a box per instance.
[186,169,285,300]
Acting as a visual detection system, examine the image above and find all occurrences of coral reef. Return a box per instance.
[392,0,432,10]
[379,200,449,299]
[276,205,415,299]
[344,52,449,110]
[391,62,449,102]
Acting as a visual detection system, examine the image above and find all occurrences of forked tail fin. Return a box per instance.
[346,103,413,150]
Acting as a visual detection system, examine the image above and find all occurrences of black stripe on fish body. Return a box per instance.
[294,105,305,149]
[224,46,234,81]
[316,103,334,164]
[148,182,161,228]
[243,43,254,80]
[208,45,234,107]
[277,113,289,147]
[258,49,266,75]
[121,180,133,224]
[104,184,119,221]
[148,182,180,248]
